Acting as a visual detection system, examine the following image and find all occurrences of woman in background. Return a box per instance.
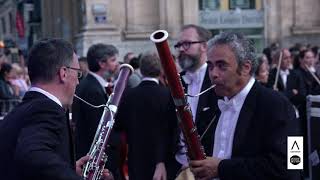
[0,63,19,99]
[255,55,270,87]
[10,63,29,97]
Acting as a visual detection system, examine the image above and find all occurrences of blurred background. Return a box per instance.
[1,1,320,179]
[0,0,319,59]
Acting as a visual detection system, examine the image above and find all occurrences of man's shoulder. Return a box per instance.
[77,75,103,94]
[2,94,64,127]
[24,95,63,114]
[268,68,277,75]
[132,82,167,93]
[252,82,289,104]
[23,92,61,107]
[78,74,99,87]
[127,82,171,101]
[289,69,303,78]
[293,67,306,76]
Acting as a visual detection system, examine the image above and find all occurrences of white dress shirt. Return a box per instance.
[176,63,207,166]
[183,63,207,120]
[213,77,255,160]
[280,69,289,89]
[29,87,63,107]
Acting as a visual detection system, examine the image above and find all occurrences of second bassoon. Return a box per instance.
[150,30,205,161]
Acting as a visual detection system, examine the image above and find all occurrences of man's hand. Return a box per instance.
[75,155,114,180]
[153,162,167,180]
[101,169,114,180]
[76,155,90,176]
[189,157,221,180]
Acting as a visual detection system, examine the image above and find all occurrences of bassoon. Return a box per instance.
[273,51,283,90]
[82,64,133,180]
[150,30,206,161]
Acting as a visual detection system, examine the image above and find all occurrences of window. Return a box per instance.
[199,0,220,10]
[229,0,255,9]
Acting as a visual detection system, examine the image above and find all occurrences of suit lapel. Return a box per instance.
[286,70,295,90]
[271,69,284,90]
[65,109,76,167]
[181,68,215,122]
[180,71,187,92]
[196,68,211,122]
[278,75,285,90]
[232,82,259,155]
[87,74,109,101]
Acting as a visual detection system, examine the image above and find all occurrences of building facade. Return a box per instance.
[265,0,320,48]
[1,0,320,58]
[0,0,41,55]
[0,0,17,46]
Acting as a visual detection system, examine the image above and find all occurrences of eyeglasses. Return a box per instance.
[66,66,83,78]
[174,41,205,50]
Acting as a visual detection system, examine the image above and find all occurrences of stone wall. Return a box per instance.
[39,0,320,57]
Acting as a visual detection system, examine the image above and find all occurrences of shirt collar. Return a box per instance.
[280,69,290,75]
[183,63,207,85]
[89,71,108,91]
[223,77,255,109]
[186,62,207,77]
[142,77,159,84]
[29,86,63,107]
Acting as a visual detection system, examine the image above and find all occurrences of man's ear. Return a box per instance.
[98,60,106,69]
[201,42,207,52]
[239,61,252,76]
[59,67,67,82]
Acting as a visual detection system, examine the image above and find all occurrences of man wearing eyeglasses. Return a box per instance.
[167,24,218,179]
[72,43,121,180]
[0,38,113,180]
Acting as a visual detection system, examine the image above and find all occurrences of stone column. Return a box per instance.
[182,0,199,25]
[124,0,159,39]
[291,0,320,34]
[159,0,182,38]
[75,0,121,56]
[264,0,281,45]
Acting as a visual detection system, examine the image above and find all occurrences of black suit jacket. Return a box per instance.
[115,80,177,180]
[73,73,108,158]
[217,81,301,180]
[267,68,306,107]
[180,68,218,156]
[72,73,120,179]
[295,67,320,95]
[0,91,80,180]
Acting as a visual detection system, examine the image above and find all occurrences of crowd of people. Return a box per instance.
[0,49,29,116]
[0,24,318,180]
